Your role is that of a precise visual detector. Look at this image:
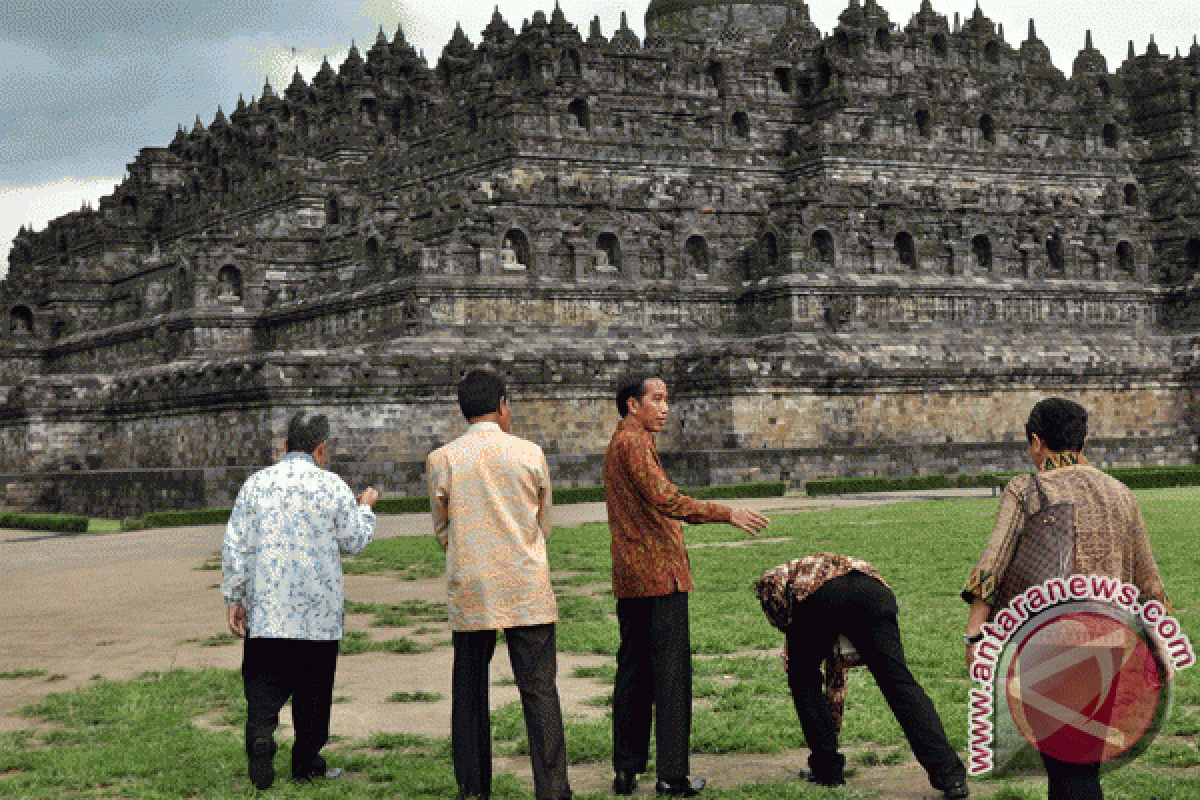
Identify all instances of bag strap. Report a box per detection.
[1023,472,1041,517]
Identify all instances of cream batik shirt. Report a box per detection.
[426,421,557,631]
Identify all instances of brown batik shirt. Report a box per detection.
[603,414,732,599]
[962,457,1169,612]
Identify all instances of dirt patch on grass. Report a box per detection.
[496,749,1024,798]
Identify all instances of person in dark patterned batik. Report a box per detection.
[756,553,969,798]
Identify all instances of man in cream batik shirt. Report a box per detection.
[222,411,378,790]
[427,369,572,800]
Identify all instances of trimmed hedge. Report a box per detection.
[805,465,1200,496]
[681,481,788,499]
[0,512,88,534]
[805,472,1014,496]
[552,486,607,505]
[374,496,431,515]
[806,474,948,496]
[142,508,232,528]
[1105,465,1200,489]
[130,480,790,529]
[550,482,787,504]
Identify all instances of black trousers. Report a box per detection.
[612,591,692,781]
[1043,754,1103,799]
[785,572,966,787]
[242,637,339,777]
[452,623,571,800]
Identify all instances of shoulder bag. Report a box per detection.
[990,473,1075,621]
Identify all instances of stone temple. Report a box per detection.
[3,0,1200,516]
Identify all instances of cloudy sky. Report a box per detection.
[3,0,1199,274]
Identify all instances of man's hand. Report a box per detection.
[227,604,247,638]
[965,641,979,672]
[729,508,769,536]
[357,487,380,507]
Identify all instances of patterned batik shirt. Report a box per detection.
[756,553,890,731]
[426,421,557,631]
[603,414,732,599]
[962,459,1169,612]
[222,452,375,640]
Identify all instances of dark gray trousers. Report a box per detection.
[242,637,338,778]
[785,572,966,787]
[1043,754,1103,799]
[612,591,692,781]
[452,623,571,800]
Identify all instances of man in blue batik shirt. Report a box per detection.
[222,411,378,790]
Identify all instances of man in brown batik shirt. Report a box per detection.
[603,375,769,798]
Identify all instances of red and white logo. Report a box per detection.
[967,577,1193,776]
[1006,608,1163,764]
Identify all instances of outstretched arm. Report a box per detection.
[334,481,375,556]
[619,435,731,524]
[729,507,770,536]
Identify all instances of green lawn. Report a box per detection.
[2,489,1198,798]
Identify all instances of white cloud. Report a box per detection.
[0,178,120,279]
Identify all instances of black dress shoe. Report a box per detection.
[292,754,327,782]
[247,737,276,790]
[939,780,969,799]
[796,767,846,787]
[613,770,638,795]
[655,776,706,797]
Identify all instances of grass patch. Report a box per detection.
[0,669,46,680]
[339,631,433,656]
[86,518,122,533]
[412,625,442,635]
[386,691,442,703]
[490,702,612,765]
[200,633,238,647]
[1141,740,1200,767]
[195,551,222,571]
[581,692,612,707]
[342,536,446,580]
[990,788,1043,800]
[569,665,615,682]
[345,599,447,627]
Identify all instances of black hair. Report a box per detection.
[1025,397,1088,452]
[458,369,506,420]
[616,374,660,418]
[286,411,330,454]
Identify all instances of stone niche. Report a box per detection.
[2,0,1199,514]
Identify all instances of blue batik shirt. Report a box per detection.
[222,452,375,640]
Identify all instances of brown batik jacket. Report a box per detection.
[603,414,732,599]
